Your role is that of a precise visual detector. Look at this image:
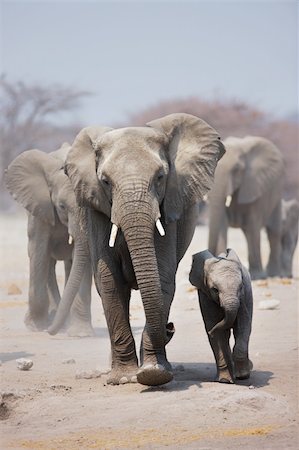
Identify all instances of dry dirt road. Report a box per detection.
[0,212,298,449]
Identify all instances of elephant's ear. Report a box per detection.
[220,248,241,264]
[240,263,253,316]
[5,149,60,226]
[237,136,284,204]
[147,113,226,223]
[189,249,214,289]
[65,126,113,215]
[49,142,71,162]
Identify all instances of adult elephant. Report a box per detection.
[51,113,225,386]
[5,144,93,336]
[208,136,284,280]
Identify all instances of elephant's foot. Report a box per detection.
[234,358,253,380]
[137,352,173,386]
[107,364,138,385]
[249,268,267,281]
[216,366,234,384]
[137,363,173,386]
[67,320,95,337]
[24,311,48,332]
[266,264,280,278]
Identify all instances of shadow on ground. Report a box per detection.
[0,351,35,363]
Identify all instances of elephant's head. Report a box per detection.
[5,143,74,231]
[4,144,80,244]
[190,248,247,335]
[65,114,225,348]
[208,136,284,254]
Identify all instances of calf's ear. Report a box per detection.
[189,249,214,289]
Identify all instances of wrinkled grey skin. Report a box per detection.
[208,136,284,280]
[5,144,93,337]
[189,248,253,383]
[280,198,299,278]
[56,113,225,386]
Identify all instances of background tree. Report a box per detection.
[0,77,90,209]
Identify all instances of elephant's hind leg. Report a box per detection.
[265,203,282,277]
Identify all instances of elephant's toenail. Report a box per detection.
[119,376,128,384]
[131,375,137,383]
[142,364,153,371]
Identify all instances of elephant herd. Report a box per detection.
[5,113,298,387]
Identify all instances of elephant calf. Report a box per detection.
[189,248,253,383]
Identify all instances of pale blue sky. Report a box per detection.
[1,0,298,126]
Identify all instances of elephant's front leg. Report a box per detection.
[199,293,234,383]
[233,307,253,380]
[137,232,177,386]
[243,221,265,280]
[97,259,138,385]
[209,330,234,383]
[67,262,95,337]
[25,231,51,331]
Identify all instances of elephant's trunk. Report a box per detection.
[112,184,166,351]
[120,210,166,350]
[208,296,239,336]
[48,227,88,335]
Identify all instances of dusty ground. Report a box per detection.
[0,211,298,450]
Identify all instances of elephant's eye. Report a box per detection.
[101,174,111,187]
[156,170,165,187]
[59,202,66,211]
[211,287,219,296]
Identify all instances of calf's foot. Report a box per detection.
[234,358,253,380]
[216,365,234,384]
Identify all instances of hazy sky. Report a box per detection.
[1,0,297,126]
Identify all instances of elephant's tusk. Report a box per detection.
[68,235,73,245]
[225,195,232,207]
[109,223,118,247]
[156,219,165,236]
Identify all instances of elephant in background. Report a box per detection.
[189,248,253,383]
[280,198,299,278]
[52,113,225,386]
[208,136,284,280]
[5,144,94,337]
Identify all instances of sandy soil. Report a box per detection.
[0,211,298,450]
